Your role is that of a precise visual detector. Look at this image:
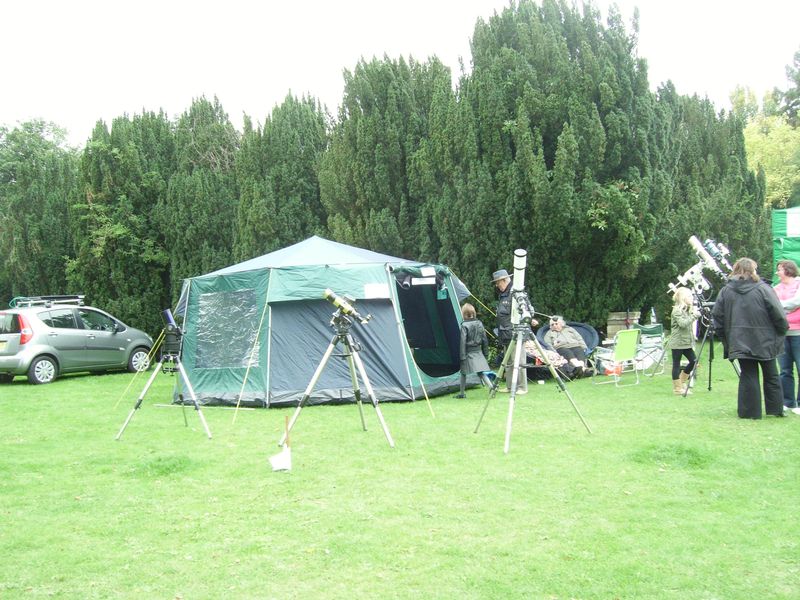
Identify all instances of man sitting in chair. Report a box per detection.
[544,315,588,378]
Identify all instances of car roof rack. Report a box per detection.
[9,295,86,308]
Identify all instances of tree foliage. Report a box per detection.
[0,121,77,302]
[234,95,328,260]
[67,112,175,334]
[0,0,778,334]
[156,97,239,301]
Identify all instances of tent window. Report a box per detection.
[195,289,260,369]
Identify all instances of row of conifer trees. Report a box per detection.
[0,0,770,334]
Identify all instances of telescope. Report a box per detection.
[668,263,711,298]
[703,238,733,271]
[162,308,178,329]
[689,235,725,277]
[511,249,533,325]
[161,308,182,355]
[324,289,371,324]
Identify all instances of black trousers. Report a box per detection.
[557,347,585,363]
[671,348,697,379]
[737,358,784,419]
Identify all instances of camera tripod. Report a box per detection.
[475,321,592,453]
[474,250,590,454]
[278,307,395,448]
[115,333,212,440]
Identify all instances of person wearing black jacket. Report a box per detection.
[492,268,529,393]
[712,257,788,419]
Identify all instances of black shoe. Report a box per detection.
[454,393,466,399]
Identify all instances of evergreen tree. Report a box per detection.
[780,48,800,128]
[156,97,239,300]
[67,112,175,333]
[0,121,77,303]
[320,55,452,257]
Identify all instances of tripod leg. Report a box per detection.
[504,335,525,454]
[475,341,514,433]
[176,359,212,439]
[707,334,714,391]
[279,336,338,446]
[350,339,395,448]
[527,335,592,434]
[115,359,164,440]
[343,341,368,432]
[683,328,709,398]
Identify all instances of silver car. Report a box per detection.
[0,296,153,384]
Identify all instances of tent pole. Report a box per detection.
[386,265,435,417]
[114,328,165,409]
[409,358,435,418]
[232,295,270,424]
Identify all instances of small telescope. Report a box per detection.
[161,308,182,355]
[162,308,178,329]
[324,289,371,324]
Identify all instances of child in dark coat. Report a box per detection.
[455,303,491,398]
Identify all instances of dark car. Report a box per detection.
[0,296,153,384]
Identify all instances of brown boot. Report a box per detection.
[672,379,684,395]
[679,371,692,395]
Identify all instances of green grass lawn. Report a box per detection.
[1,353,799,599]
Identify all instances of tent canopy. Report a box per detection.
[175,236,474,407]
[772,207,800,283]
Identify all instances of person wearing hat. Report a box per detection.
[492,269,514,349]
[492,268,529,393]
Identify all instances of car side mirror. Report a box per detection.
[113,322,124,333]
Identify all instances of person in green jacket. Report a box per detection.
[669,287,699,395]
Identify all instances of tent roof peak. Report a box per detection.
[204,236,415,277]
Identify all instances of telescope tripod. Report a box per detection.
[116,351,212,440]
[474,324,592,454]
[681,316,740,398]
[278,311,394,448]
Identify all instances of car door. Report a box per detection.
[78,308,128,368]
[38,308,88,369]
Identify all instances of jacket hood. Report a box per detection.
[728,277,760,295]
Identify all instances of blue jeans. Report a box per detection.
[779,335,800,408]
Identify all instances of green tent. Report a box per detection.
[772,207,800,282]
[174,236,473,407]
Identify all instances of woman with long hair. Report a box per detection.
[668,287,699,395]
[712,258,788,419]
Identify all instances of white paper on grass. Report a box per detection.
[269,445,292,471]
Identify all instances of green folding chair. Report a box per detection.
[633,323,666,376]
[591,328,641,386]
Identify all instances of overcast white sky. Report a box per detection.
[2,0,798,147]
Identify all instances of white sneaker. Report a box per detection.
[792,407,800,416]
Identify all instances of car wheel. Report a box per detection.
[128,347,151,372]
[27,356,57,384]
[0,374,14,383]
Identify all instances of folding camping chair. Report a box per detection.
[633,323,666,376]
[534,321,600,379]
[591,328,641,386]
